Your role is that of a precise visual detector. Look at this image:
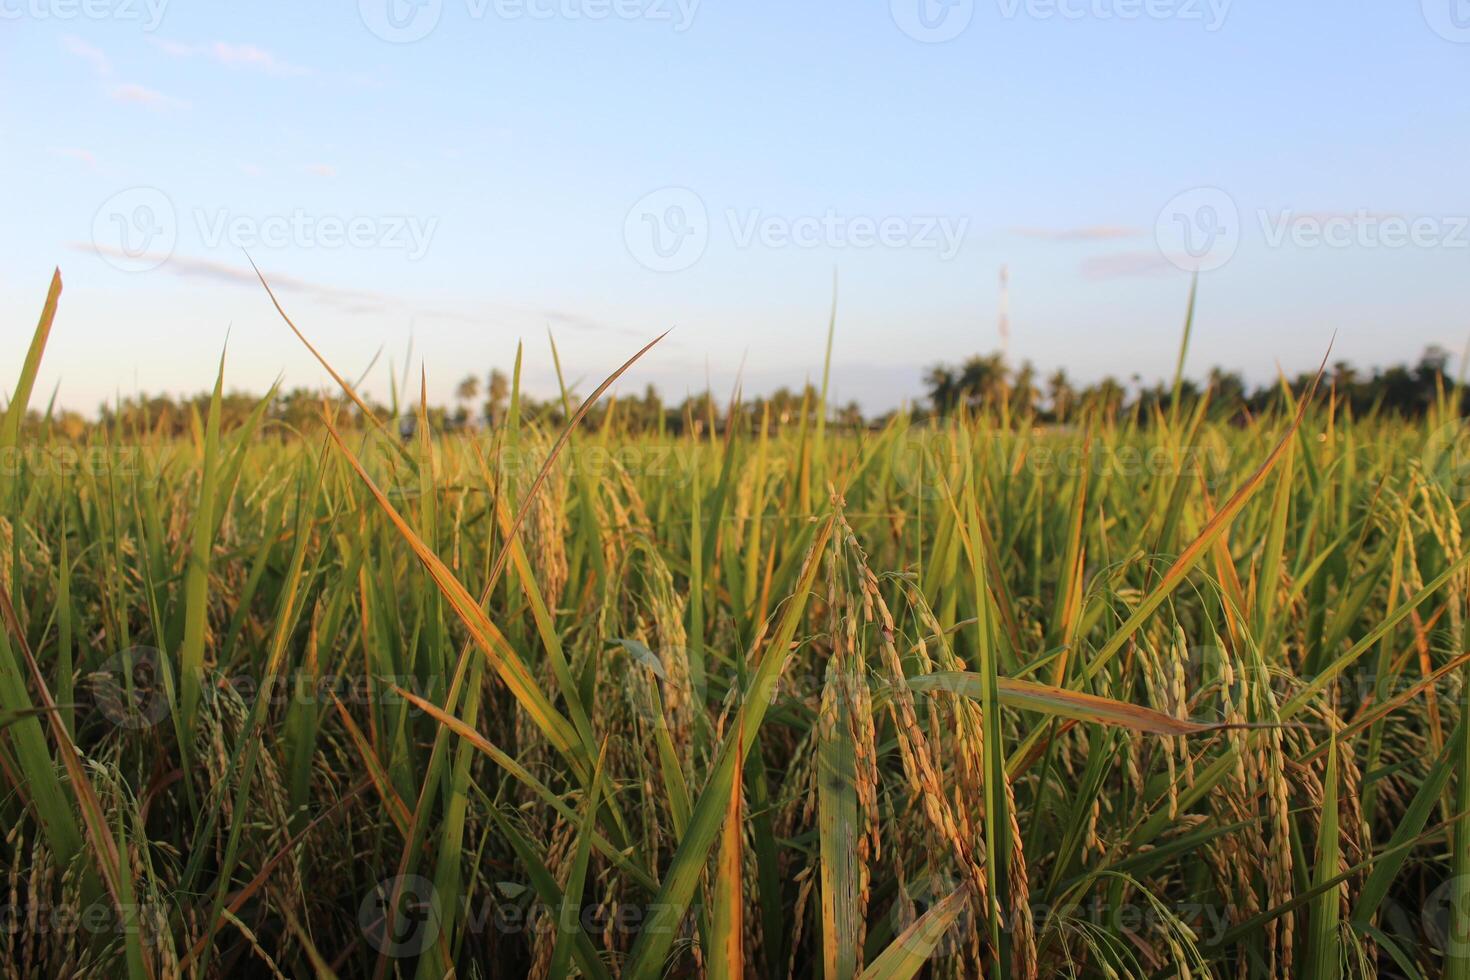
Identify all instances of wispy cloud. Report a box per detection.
[71,244,395,314]
[305,164,338,178]
[51,147,100,171]
[109,83,189,110]
[1271,209,1403,223]
[541,308,646,338]
[149,39,310,77]
[64,35,187,110]
[69,244,644,337]
[1080,250,1181,279]
[1013,225,1144,242]
[61,35,112,77]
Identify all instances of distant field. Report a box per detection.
[4,271,1470,978]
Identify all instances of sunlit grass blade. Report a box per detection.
[324,416,587,770]
[818,663,860,980]
[486,803,613,980]
[0,268,61,452]
[908,673,1253,736]
[860,887,967,980]
[625,514,835,980]
[549,743,607,980]
[1082,358,1322,682]
[0,583,146,976]
[710,723,745,980]
[178,349,225,744]
[960,488,1011,978]
[392,684,658,890]
[1306,734,1342,980]
[1450,664,1470,980]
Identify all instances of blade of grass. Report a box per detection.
[0,268,61,452]
[818,661,860,980]
[549,743,608,980]
[1082,358,1322,682]
[709,722,745,980]
[1305,734,1341,980]
[859,887,967,980]
[908,673,1255,737]
[625,513,835,980]
[178,349,226,744]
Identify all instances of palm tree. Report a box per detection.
[455,375,481,428]
[484,370,509,427]
[638,383,664,433]
[957,353,1008,411]
[1207,367,1247,413]
[1011,360,1038,417]
[836,401,864,428]
[1047,368,1075,423]
[1089,376,1126,421]
[924,366,960,416]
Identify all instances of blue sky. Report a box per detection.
[2,1,1468,414]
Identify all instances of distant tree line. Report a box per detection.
[60,374,847,440]
[922,346,1466,424]
[15,346,1465,440]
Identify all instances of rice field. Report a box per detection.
[4,269,1470,978]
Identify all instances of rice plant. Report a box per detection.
[2,268,1469,978]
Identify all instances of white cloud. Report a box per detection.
[1012,225,1144,242]
[305,164,338,178]
[51,147,99,171]
[149,38,309,77]
[108,83,189,110]
[68,244,634,333]
[65,35,186,110]
[1080,250,1180,279]
[147,38,195,58]
[61,35,112,77]
[72,244,394,315]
